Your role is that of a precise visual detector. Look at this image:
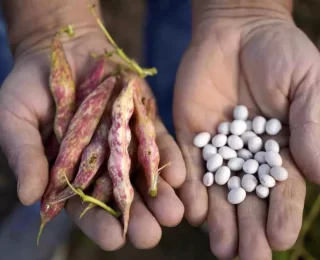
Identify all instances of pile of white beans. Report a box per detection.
[193,105,288,205]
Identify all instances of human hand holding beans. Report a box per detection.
[174,1,320,259]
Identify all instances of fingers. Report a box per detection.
[267,149,306,250]
[0,110,48,205]
[237,190,271,260]
[135,175,184,227]
[207,185,238,259]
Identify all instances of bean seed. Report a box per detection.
[218,146,237,160]
[258,164,271,178]
[217,122,230,135]
[228,176,241,190]
[193,132,211,148]
[230,120,247,135]
[265,151,282,167]
[270,166,288,181]
[203,172,214,187]
[252,116,267,134]
[264,139,280,153]
[233,105,249,120]
[259,174,276,188]
[237,149,253,160]
[227,135,244,150]
[266,118,282,135]
[254,151,266,164]
[256,185,269,198]
[212,134,227,148]
[241,174,258,192]
[202,144,217,161]
[215,166,231,185]
[228,187,246,204]
[228,158,245,171]
[206,153,223,172]
[248,136,263,153]
[243,159,259,174]
[240,131,257,145]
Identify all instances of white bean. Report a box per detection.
[193,132,211,148]
[248,136,263,153]
[230,120,247,136]
[240,131,257,145]
[212,134,227,148]
[228,158,245,171]
[215,166,231,185]
[206,153,223,172]
[218,146,237,160]
[258,164,271,178]
[270,166,288,181]
[237,149,253,160]
[202,144,217,161]
[265,151,282,167]
[254,151,266,164]
[233,105,249,120]
[203,172,214,187]
[256,185,269,199]
[246,120,253,131]
[252,116,267,134]
[227,135,244,150]
[228,176,241,190]
[243,159,259,174]
[264,139,280,153]
[217,122,230,135]
[266,118,282,135]
[259,174,276,188]
[241,174,258,192]
[228,187,246,204]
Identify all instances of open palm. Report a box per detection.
[174,14,320,259]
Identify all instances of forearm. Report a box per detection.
[1,0,103,56]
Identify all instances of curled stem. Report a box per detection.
[149,162,171,197]
[63,173,121,218]
[57,25,75,37]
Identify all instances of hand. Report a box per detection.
[0,28,186,250]
[173,4,319,259]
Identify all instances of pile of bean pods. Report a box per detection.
[193,105,288,205]
[37,6,165,244]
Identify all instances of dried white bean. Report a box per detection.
[237,149,253,160]
[270,166,288,181]
[228,176,241,190]
[264,139,280,153]
[254,151,266,164]
[230,120,247,136]
[203,172,214,187]
[228,158,245,171]
[227,135,244,150]
[266,118,282,135]
[206,154,223,172]
[243,159,259,174]
[218,146,237,160]
[233,105,249,120]
[212,134,227,148]
[217,122,230,135]
[240,131,257,145]
[228,187,246,204]
[252,116,267,134]
[258,164,271,178]
[248,136,263,153]
[246,120,253,131]
[202,144,217,161]
[193,132,211,148]
[241,174,258,192]
[259,174,276,188]
[215,166,231,185]
[265,151,282,167]
[256,185,269,198]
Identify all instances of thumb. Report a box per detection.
[0,109,48,205]
[290,59,320,185]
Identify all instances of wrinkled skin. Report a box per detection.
[174,7,320,260]
[0,29,186,250]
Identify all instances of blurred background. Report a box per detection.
[1,0,320,259]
